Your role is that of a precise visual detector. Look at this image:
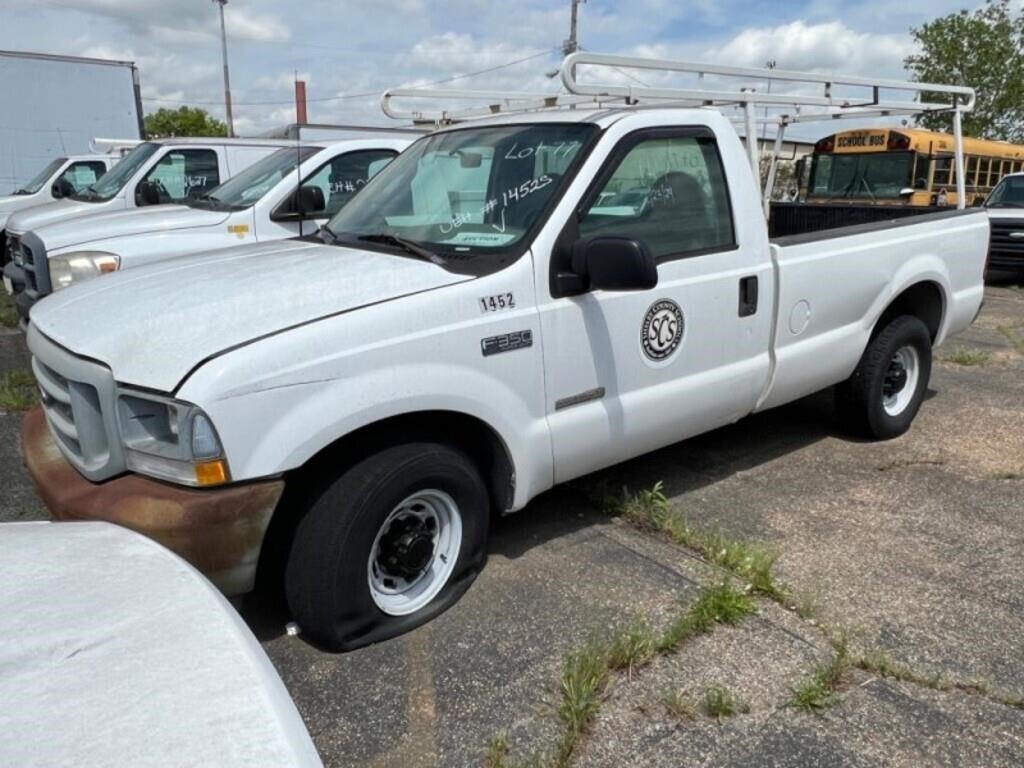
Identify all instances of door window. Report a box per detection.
[579,134,734,260]
[143,149,220,202]
[303,149,398,217]
[59,161,108,194]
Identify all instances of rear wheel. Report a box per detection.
[285,442,488,651]
[835,315,932,440]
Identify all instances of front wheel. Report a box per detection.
[285,442,489,651]
[835,315,932,440]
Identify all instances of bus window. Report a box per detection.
[912,154,929,190]
[934,156,953,186]
[967,156,980,187]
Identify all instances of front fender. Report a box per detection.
[194,362,553,510]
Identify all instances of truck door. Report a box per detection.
[539,127,774,483]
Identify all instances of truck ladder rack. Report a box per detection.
[381,52,976,210]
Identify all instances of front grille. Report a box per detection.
[988,219,1024,268]
[17,233,49,299]
[27,326,123,481]
[9,235,22,267]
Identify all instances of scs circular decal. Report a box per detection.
[641,299,684,362]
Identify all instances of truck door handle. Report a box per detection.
[738,276,758,317]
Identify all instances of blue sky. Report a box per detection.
[0,0,978,134]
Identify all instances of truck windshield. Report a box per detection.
[72,142,160,203]
[326,123,596,257]
[808,152,914,200]
[187,146,322,211]
[13,158,67,195]
[986,175,1024,207]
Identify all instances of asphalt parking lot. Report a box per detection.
[3,277,1023,767]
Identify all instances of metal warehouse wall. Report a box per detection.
[0,51,142,191]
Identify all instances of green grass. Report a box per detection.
[606,618,657,676]
[662,687,697,720]
[855,650,948,691]
[997,324,1024,354]
[702,686,749,720]
[554,641,610,765]
[0,369,37,411]
[659,579,757,652]
[941,346,991,366]
[0,290,17,328]
[611,482,784,600]
[789,635,851,712]
[485,732,510,768]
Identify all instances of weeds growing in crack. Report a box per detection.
[489,579,757,767]
[703,686,750,720]
[607,618,657,679]
[789,633,852,712]
[662,687,697,720]
[610,482,784,600]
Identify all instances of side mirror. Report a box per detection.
[51,177,75,199]
[135,180,161,206]
[568,236,658,292]
[899,187,914,198]
[297,185,326,217]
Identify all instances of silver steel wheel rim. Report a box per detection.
[882,345,920,416]
[367,489,462,616]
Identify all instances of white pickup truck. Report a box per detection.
[7,138,410,320]
[22,57,988,651]
[3,137,297,309]
[983,172,1024,271]
[0,153,123,263]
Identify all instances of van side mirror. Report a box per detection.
[135,180,161,206]
[51,177,75,199]
[297,185,326,216]
[567,236,658,293]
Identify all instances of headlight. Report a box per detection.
[116,391,230,487]
[49,251,120,291]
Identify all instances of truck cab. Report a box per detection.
[3,137,299,307]
[6,138,410,319]
[0,154,121,266]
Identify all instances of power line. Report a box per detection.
[141,48,559,107]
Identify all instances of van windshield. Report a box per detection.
[13,158,66,195]
[72,142,160,202]
[187,146,322,211]
[326,123,595,257]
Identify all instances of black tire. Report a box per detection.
[285,442,489,651]
[835,315,932,440]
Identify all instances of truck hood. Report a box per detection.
[6,199,109,235]
[31,239,473,392]
[0,193,38,218]
[35,205,230,252]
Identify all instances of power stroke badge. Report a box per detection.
[641,299,684,362]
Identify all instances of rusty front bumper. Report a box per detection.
[22,406,284,595]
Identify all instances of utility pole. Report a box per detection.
[563,0,586,73]
[213,0,235,137]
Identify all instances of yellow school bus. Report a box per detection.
[805,127,1024,206]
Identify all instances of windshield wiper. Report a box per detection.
[988,202,1024,208]
[357,233,446,265]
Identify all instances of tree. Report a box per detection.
[144,106,228,138]
[905,0,1024,141]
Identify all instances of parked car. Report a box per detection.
[6,138,410,321]
[21,57,988,652]
[0,152,124,267]
[0,521,322,767]
[984,172,1024,271]
[2,136,305,299]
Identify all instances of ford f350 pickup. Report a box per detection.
[22,55,988,650]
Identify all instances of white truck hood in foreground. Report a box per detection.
[31,238,472,391]
[35,204,229,252]
[0,521,322,767]
[6,199,106,234]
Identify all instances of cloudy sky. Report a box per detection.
[0,0,977,135]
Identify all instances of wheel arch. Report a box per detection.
[874,280,945,344]
[287,409,517,516]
